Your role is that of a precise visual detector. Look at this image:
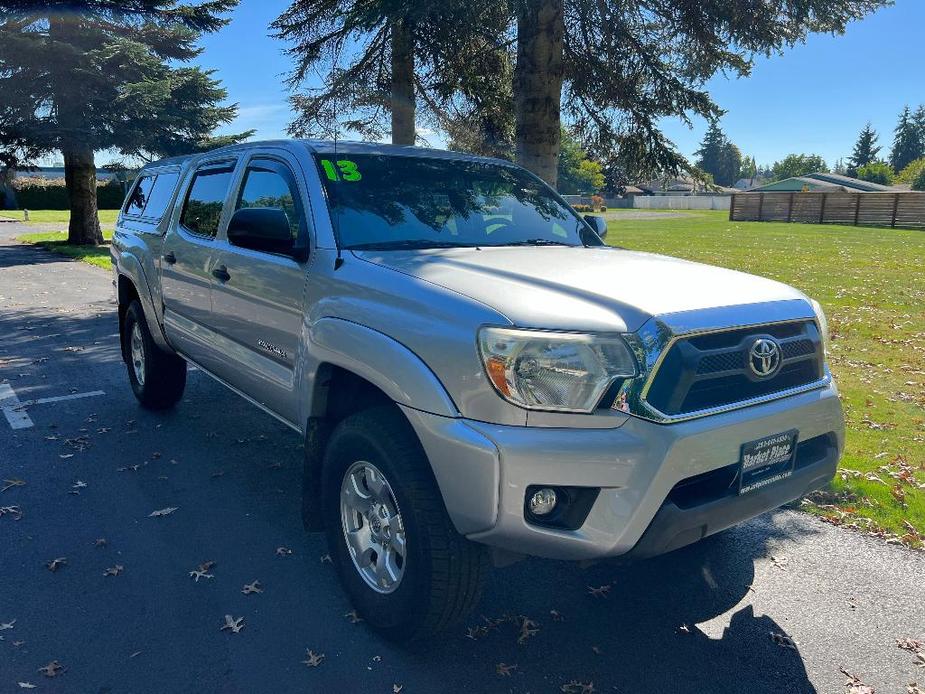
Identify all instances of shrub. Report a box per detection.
[897,157,925,184]
[591,194,604,209]
[913,167,925,191]
[10,176,125,210]
[855,161,894,185]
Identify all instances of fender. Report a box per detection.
[301,317,459,424]
[117,251,173,352]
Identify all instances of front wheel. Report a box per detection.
[322,406,489,641]
[121,300,186,409]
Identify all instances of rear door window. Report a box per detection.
[180,164,235,238]
[234,159,305,242]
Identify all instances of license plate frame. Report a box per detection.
[738,429,799,495]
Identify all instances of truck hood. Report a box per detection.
[353,246,808,332]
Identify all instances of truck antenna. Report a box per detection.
[331,41,344,270]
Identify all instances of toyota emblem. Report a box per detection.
[748,338,782,378]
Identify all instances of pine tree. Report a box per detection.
[890,106,923,173]
[273,1,511,151]
[0,2,250,245]
[847,122,881,176]
[914,105,925,158]
[511,0,887,187]
[694,123,741,187]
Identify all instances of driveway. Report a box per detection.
[1,223,923,693]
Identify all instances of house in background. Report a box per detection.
[746,172,895,193]
[734,176,770,190]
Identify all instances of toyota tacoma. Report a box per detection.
[111,140,843,640]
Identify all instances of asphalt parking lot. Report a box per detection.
[1,223,923,694]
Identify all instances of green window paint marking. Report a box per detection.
[320,159,362,182]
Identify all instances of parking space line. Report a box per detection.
[0,387,105,430]
[0,383,34,430]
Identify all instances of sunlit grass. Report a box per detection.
[16,230,113,270]
[3,209,119,225]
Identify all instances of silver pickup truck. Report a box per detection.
[112,140,843,640]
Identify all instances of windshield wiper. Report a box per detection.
[347,240,479,251]
[495,238,575,247]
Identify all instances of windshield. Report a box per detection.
[314,153,602,250]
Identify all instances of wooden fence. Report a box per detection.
[729,192,925,229]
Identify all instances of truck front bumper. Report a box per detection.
[402,379,843,561]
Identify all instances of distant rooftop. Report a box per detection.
[746,172,897,193]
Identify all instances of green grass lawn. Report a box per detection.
[605,209,925,548]
[17,229,113,269]
[3,208,119,225]
[14,210,119,270]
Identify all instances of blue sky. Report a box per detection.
[196,0,922,169]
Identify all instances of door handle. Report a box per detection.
[212,265,231,282]
[163,251,176,264]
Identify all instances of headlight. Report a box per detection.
[809,298,830,354]
[478,327,637,413]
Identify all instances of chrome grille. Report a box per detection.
[641,320,824,418]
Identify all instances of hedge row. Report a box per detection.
[5,176,126,210]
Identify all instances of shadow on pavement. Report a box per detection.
[0,303,820,693]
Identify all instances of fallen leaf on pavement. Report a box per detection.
[18,683,36,689]
[46,557,66,572]
[517,617,539,644]
[276,546,292,556]
[320,554,331,564]
[1,479,25,492]
[104,565,124,577]
[242,580,262,595]
[496,663,517,676]
[220,615,245,634]
[908,684,924,694]
[561,680,595,693]
[302,649,324,667]
[189,569,213,582]
[770,555,788,570]
[0,619,15,630]
[393,685,403,693]
[550,609,564,622]
[345,610,363,624]
[898,639,924,653]
[94,538,107,547]
[840,667,874,694]
[587,585,610,598]
[770,632,798,649]
[148,506,178,517]
[0,505,23,520]
[38,660,65,677]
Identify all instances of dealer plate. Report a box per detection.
[739,429,798,495]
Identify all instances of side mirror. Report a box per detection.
[584,214,607,240]
[227,207,296,257]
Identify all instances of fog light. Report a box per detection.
[529,488,558,516]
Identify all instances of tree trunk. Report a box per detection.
[390,18,416,146]
[48,15,102,246]
[63,145,103,246]
[513,0,565,188]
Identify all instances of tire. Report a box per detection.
[322,405,489,641]
[121,300,186,409]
